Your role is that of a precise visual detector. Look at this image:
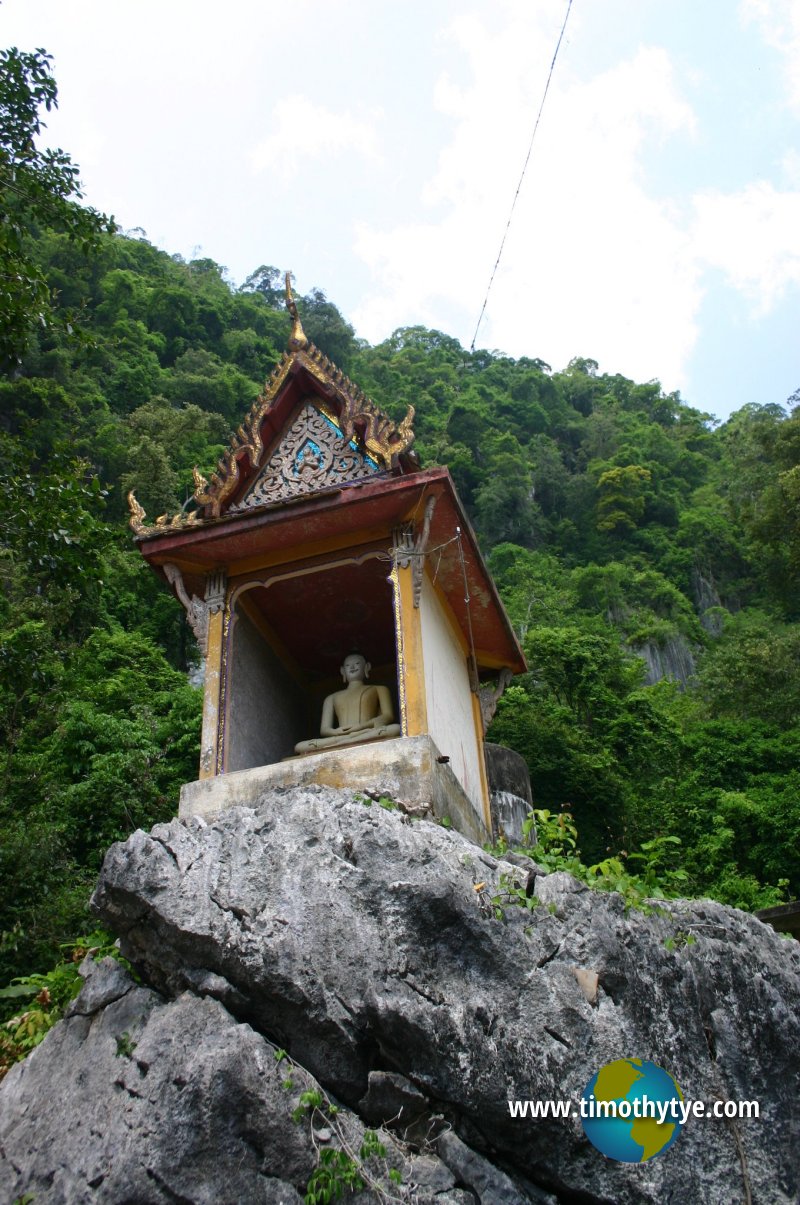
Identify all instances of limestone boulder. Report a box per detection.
[2,784,799,1204]
[0,957,463,1204]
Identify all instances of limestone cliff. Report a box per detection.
[1,785,798,1203]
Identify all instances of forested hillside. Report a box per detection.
[2,179,800,983]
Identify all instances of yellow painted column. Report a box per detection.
[391,563,428,736]
[199,606,225,779]
[471,690,494,836]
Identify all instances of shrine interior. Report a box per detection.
[223,551,399,772]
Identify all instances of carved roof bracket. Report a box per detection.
[390,497,438,607]
[412,495,437,607]
[392,523,415,570]
[479,666,514,732]
[164,564,227,656]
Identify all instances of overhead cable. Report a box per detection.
[469,0,573,353]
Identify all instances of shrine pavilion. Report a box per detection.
[128,278,526,843]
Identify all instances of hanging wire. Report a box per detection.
[455,526,479,689]
[379,531,459,569]
[469,0,573,353]
[431,532,461,586]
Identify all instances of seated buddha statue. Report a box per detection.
[294,652,401,754]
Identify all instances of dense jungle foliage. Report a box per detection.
[2,50,799,988]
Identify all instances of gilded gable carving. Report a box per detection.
[127,272,416,535]
[229,402,379,511]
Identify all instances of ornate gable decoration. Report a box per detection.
[192,339,415,520]
[229,400,379,511]
[128,273,415,536]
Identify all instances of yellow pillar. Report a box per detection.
[199,606,225,779]
[391,563,428,736]
[471,690,493,835]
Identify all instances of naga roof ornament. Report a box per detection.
[128,270,416,537]
[285,271,309,352]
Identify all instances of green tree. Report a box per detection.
[0,47,113,368]
[0,444,110,636]
[698,612,800,726]
[239,264,284,308]
[594,464,652,532]
[299,287,358,371]
[0,630,200,978]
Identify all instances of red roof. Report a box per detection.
[137,465,526,675]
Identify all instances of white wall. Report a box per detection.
[418,575,485,821]
[225,604,306,771]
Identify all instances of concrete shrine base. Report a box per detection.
[178,734,491,845]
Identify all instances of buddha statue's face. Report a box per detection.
[341,653,369,683]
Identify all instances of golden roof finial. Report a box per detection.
[127,489,147,533]
[285,271,309,352]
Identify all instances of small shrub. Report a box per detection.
[0,928,124,1078]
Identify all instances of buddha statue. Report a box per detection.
[294,652,401,754]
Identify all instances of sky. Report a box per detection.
[3,0,800,421]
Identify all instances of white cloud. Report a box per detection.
[692,181,800,314]
[782,147,800,185]
[250,95,384,181]
[352,3,800,402]
[6,0,799,415]
[352,13,701,389]
[740,0,800,113]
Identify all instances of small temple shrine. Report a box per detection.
[128,277,526,844]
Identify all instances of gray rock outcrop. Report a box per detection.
[632,633,697,686]
[486,742,533,846]
[0,957,464,1204]
[2,784,799,1204]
